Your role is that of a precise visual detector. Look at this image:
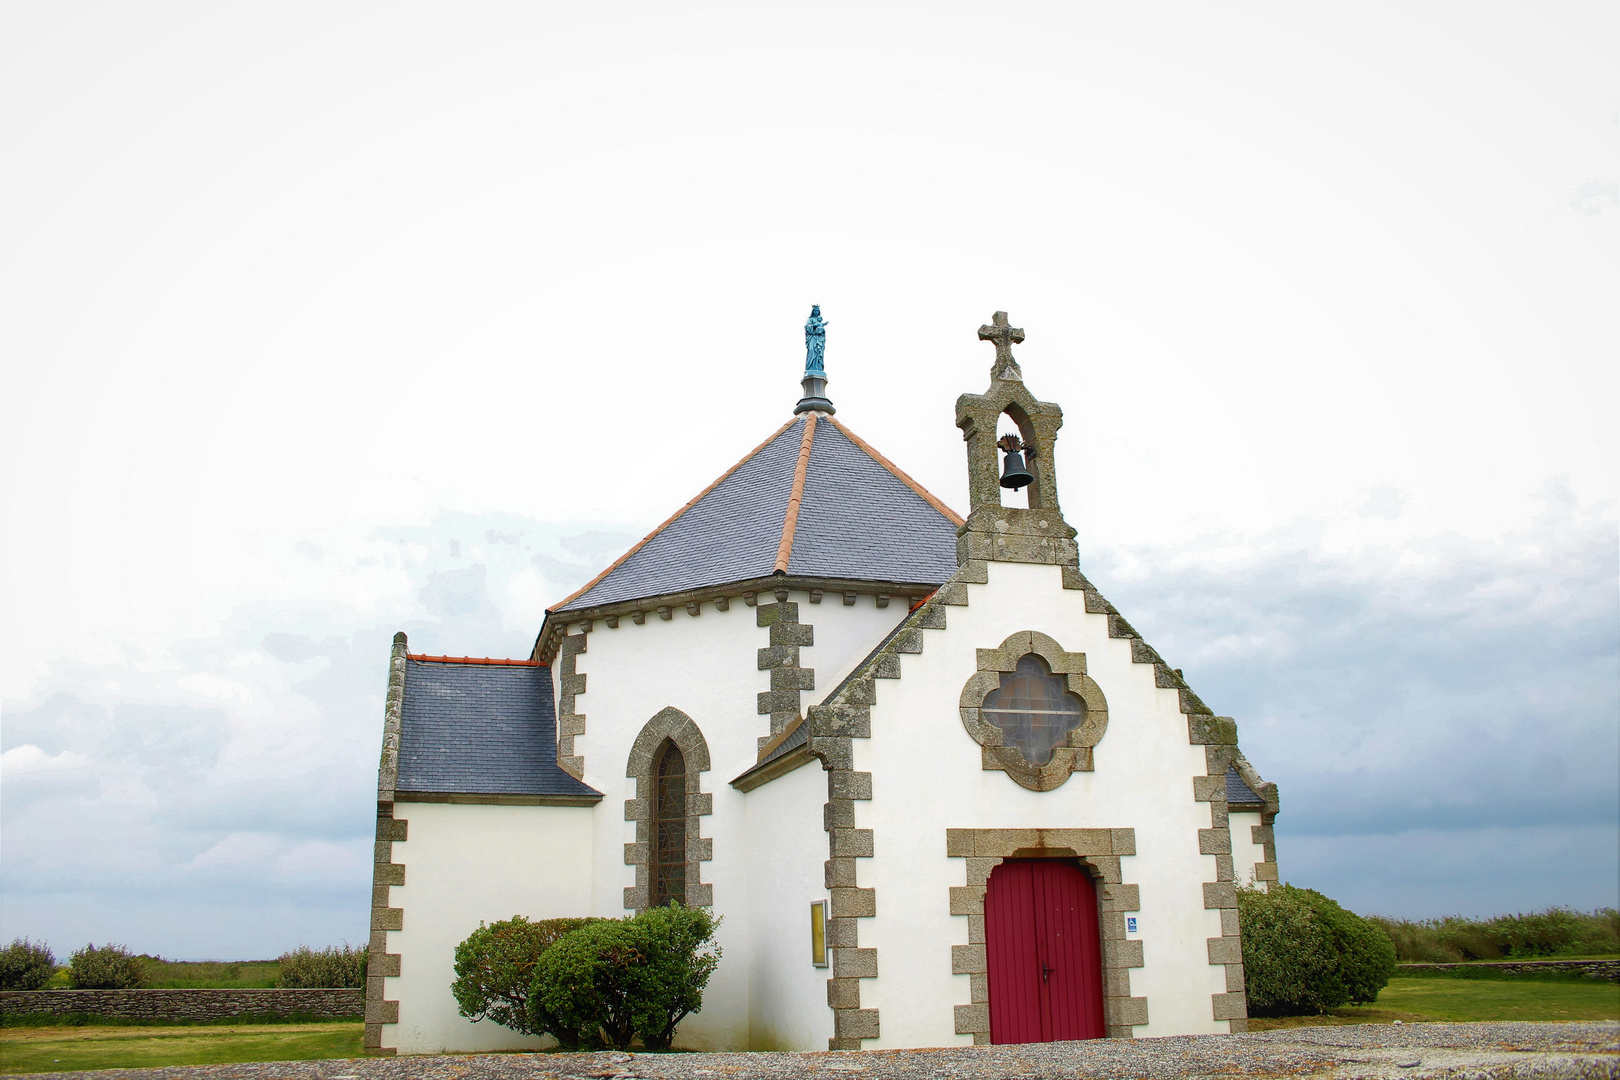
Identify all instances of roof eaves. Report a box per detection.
[407,654,542,667]
[535,573,949,664]
[396,788,602,806]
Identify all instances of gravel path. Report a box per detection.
[28,1021,1620,1080]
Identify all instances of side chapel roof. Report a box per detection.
[553,413,963,613]
[1225,765,1266,809]
[397,658,599,799]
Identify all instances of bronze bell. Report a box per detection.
[996,434,1035,491]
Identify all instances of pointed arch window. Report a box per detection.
[624,706,711,913]
[651,740,687,907]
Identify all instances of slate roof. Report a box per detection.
[397,659,600,798]
[1225,765,1265,808]
[554,414,962,613]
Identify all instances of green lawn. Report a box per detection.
[1250,976,1620,1030]
[0,1022,363,1075]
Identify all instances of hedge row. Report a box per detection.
[1368,908,1620,963]
[0,941,367,991]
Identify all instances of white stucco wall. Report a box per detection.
[563,601,762,1050]
[1229,811,1267,890]
[796,594,908,696]
[386,560,1254,1053]
[382,801,595,1054]
[555,587,904,1049]
[855,560,1231,1048]
[742,757,836,1050]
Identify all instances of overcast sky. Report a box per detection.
[3,0,1616,959]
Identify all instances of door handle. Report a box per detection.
[1041,963,1054,984]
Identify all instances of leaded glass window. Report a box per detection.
[981,654,1085,766]
[651,740,686,908]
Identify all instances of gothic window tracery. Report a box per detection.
[651,740,687,908]
[623,706,711,914]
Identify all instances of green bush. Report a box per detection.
[619,904,724,1050]
[530,905,721,1051]
[1367,908,1620,963]
[530,919,644,1049]
[275,945,367,988]
[1237,884,1396,1016]
[1312,891,1398,1004]
[0,939,58,991]
[451,916,606,1042]
[68,944,146,989]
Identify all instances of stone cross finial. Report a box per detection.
[978,311,1025,381]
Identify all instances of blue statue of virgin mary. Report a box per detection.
[793,304,836,415]
[804,304,828,376]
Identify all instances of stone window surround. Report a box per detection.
[944,828,1146,1043]
[959,630,1110,791]
[624,707,714,913]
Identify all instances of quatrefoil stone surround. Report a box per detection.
[959,630,1110,791]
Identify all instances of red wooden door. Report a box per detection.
[984,859,1106,1043]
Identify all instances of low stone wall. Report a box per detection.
[0,988,364,1021]
[1399,959,1620,982]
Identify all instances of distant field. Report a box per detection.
[41,960,282,990]
[0,1022,362,1074]
[1248,975,1620,1030]
[140,960,282,989]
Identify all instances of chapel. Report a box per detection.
[365,308,1282,1055]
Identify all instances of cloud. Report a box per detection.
[418,564,496,619]
[1568,180,1618,217]
[1088,482,1619,915]
[2,493,1614,955]
[0,511,638,957]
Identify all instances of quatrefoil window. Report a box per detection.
[981,654,1086,766]
[959,631,1109,791]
